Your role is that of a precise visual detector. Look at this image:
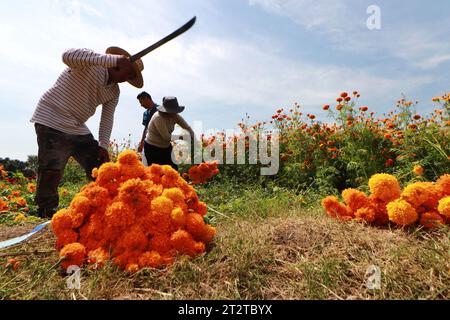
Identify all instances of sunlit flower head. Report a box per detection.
[387,199,419,226]
[368,174,401,202]
[60,242,86,270]
[437,196,450,218]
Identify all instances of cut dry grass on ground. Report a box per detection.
[0,204,448,300]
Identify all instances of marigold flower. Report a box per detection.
[105,201,135,233]
[171,207,186,228]
[87,248,109,268]
[27,183,36,193]
[436,174,450,196]
[60,242,86,270]
[138,251,162,269]
[321,196,353,219]
[80,185,109,211]
[401,182,430,207]
[56,229,78,250]
[368,174,401,202]
[14,197,27,207]
[437,196,450,218]
[199,224,216,243]
[0,199,8,212]
[355,207,376,223]
[420,211,445,229]
[387,199,419,226]
[170,229,205,258]
[162,188,185,204]
[117,149,140,166]
[149,234,172,254]
[125,263,140,273]
[413,165,424,176]
[368,196,389,225]
[51,209,74,235]
[196,201,208,216]
[342,189,368,212]
[420,182,443,210]
[14,213,27,222]
[151,196,174,216]
[186,213,206,240]
[118,178,151,209]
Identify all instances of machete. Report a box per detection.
[130,16,196,62]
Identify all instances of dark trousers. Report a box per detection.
[34,123,100,217]
[144,142,178,170]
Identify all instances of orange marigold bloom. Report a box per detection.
[413,165,424,176]
[14,197,27,207]
[401,182,429,207]
[420,182,443,210]
[151,196,174,215]
[70,196,91,215]
[196,201,208,216]
[355,207,376,223]
[51,209,73,235]
[80,185,109,211]
[55,229,78,250]
[27,183,36,193]
[60,242,86,270]
[117,149,140,166]
[115,226,148,255]
[368,196,389,225]
[186,213,206,240]
[342,189,369,213]
[149,234,172,254]
[0,199,9,212]
[436,174,450,196]
[118,178,151,209]
[138,251,162,269]
[96,162,121,193]
[387,199,419,226]
[87,248,109,268]
[119,163,145,180]
[420,211,444,229]
[162,188,185,204]
[437,196,450,218]
[321,196,353,219]
[104,201,135,233]
[199,224,216,243]
[171,207,186,228]
[125,263,140,273]
[368,174,401,202]
[170,230,205,258]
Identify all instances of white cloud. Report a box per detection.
[248,0,450,70]
[0,0,443,160]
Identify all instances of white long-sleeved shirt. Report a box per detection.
[145,112,195,148]
[30,48,121,149]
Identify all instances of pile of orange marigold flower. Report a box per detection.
[322,173,450,229]
[51,150,216,272]
[184,161,220,185]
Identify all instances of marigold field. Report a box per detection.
[0,91,448,300]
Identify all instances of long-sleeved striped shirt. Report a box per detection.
[30,48,121,149]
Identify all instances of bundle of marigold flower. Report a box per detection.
[322,173,450,229]
[184,161,220,185]
[52,150,216,272]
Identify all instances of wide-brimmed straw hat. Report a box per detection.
[157,96,185,114]
[106,46,144,88]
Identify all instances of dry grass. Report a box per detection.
[0,207,449,300]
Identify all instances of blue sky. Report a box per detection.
[1,0,449,160]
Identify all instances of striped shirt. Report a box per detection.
[31,48,121,149]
